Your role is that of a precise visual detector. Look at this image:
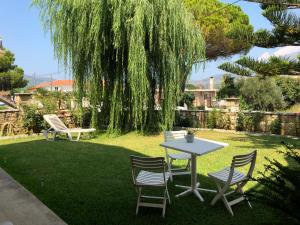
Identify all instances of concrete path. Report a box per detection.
[0,168,67,225]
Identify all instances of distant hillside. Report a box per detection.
[188,74,239,89]
[188,74,224,89]
[24,75,51,87]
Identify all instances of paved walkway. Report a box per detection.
[0,168,67,225]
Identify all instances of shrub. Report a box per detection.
[22,104,45,133]
[236,112,263,132]
[238,77,285,111]
[250,142,300,222]
[72,108,92,128]
[270,118,281,135]
[207,109,219,129]
[217,113,231,130]
[236,112,245,131]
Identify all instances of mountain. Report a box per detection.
[24,75,51,87]
[188,74,224,89]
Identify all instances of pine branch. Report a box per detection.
[244,0,300,8]
[218,62,253,76]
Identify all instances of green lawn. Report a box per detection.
[0,131,298,225]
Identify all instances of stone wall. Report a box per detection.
[0,109,77,136]
[0,109,24,135]
[178,110,300,137]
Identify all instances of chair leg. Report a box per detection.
[185,159,191,171]
[168,159,173,182]
[236,185,252,208]
[67,132,73,141]
[222,195,234,216]
[76,132,82,141]
[166,186,171,204]
[162,190,167,218]
[212,181,234,215]
[211,181,224,206]
[136,187,142,215]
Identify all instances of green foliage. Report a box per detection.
[270,118,282,135]
[219,55,300,78]
[184,0,253,59]
[207,109,219,129]
[250,142,300,222]
[217,74,239,99]
[0,106,8,110]
[276,77,300,107]
[180,92,195,109]
[253,4,300,47]
[236,112,264,132]
[22,104,45,134]
[35,89,73,114]
[174,111,199,128]
[236,112,246,131]
[33,0,205,134]
[238,77,285,111]
[197,105,205,110]
[0,51,28,91]
[72,108,92,128]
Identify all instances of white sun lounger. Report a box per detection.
[43,114,96,141]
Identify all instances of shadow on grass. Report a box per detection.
[0,139,295,225]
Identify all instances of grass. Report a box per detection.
[0,105,8,110]
[0,130,299,225]
[284,103,300,113]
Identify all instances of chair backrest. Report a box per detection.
[43,114,68,131]
[164,130,187,142]
[130,155,166,185]
[231,150,257,179]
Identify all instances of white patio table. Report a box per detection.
[160,137,228,201]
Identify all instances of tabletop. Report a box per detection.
[160,138,228,156]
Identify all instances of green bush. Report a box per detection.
[236,112,245,131]
[217,113,231,130]
[207,109,219,129]
[236,112,263,132]
[22,104,45,133]
[197,105,205,110]
[270,118,281,135]
[250,142,300,222]
[72,108,92,128]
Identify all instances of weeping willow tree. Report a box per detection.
[32,0,205,133]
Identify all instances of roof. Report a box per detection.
[29,80,74,91]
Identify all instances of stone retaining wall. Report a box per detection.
[178,110,300,137]
[0,109,24,135]
[0,110,76,136]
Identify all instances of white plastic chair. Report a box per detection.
[130,156,170,217]
[164,131,191,181]
[43,114,96,141]
[208,150,257,216]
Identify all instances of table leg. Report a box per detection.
[176,153,204,201]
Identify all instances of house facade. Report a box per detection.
[185,77,217,108]
[28,80,74,92]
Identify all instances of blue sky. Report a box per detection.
[0,0,298,81]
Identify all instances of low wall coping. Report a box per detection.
[0,109,20,113]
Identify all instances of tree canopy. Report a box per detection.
[184,0,253,59]
[217,74,239,99]
[0,51,28,91]
[33,0,205,133]
[246,0,300,47]
[219,55,300,77]
[238,77,285,111]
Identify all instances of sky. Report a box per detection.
[0,0,299,82]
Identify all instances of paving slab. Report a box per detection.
[0,168,67,225]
